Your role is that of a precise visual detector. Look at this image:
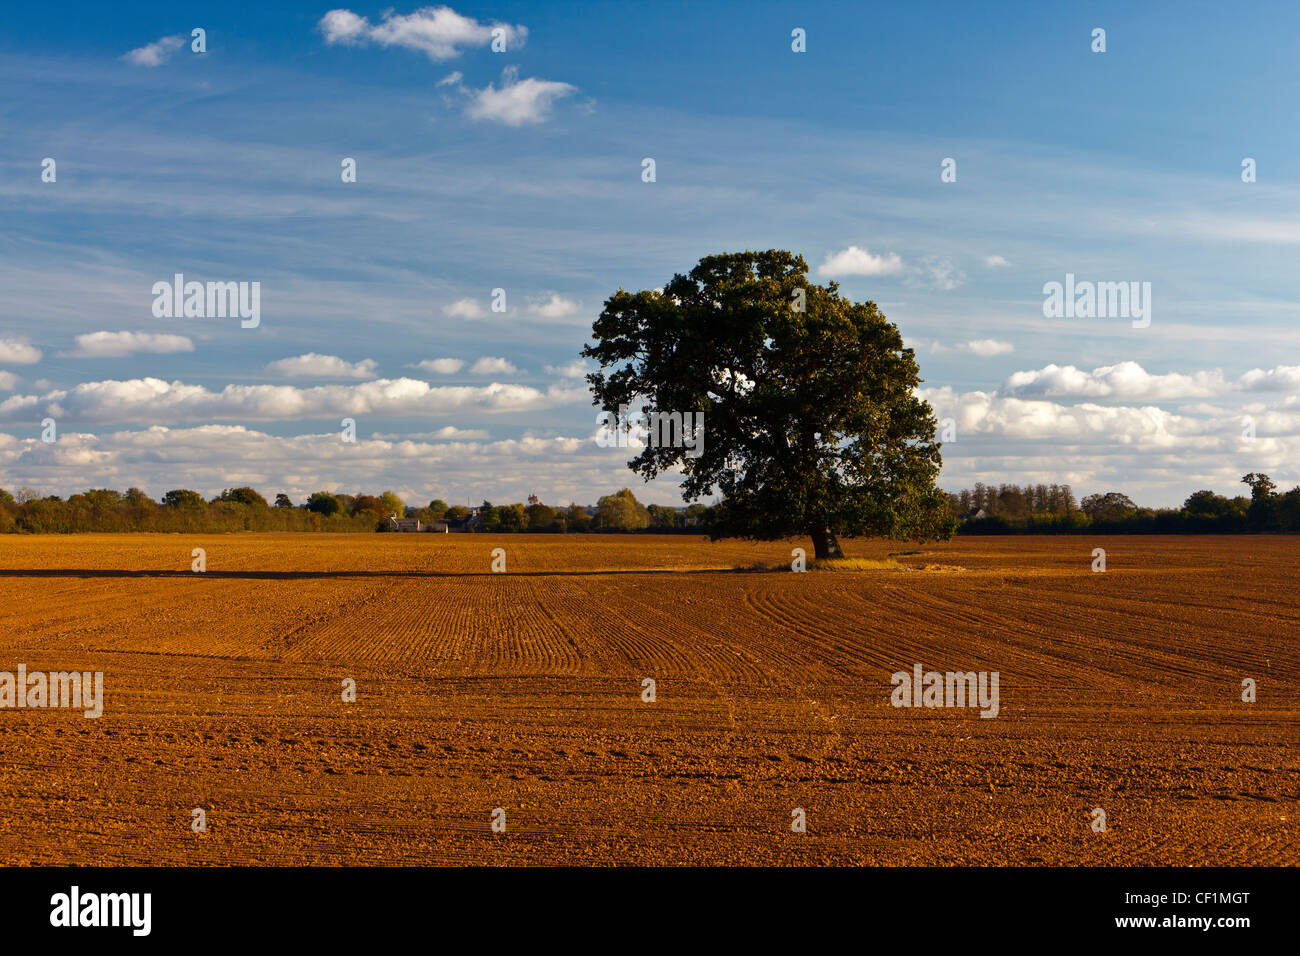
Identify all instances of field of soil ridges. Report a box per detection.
[0,533,1295,865]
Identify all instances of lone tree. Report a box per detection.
[582,249,955,560]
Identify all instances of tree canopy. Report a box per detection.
[582,249,955,558]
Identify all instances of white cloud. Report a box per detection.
[437,70,463,87]
[466,66,576,126]
[0,338,42,364]
[984,255,1011,268]
[61,331,195,359]
[318,7,526,60]
[545,360,592,378]
[530,293,581,319]
[0,377,584,425]
[372,426,489,440]
[963,339,1014,357]
[470,357,517,375]
[0,424,670,508]
[265,353,378,379]
[123,35,186,67]
[1001,362,1229,401]
[816,245,905,278]
[415,358,465,374]
[0,372,19,391]
[444,297,487,319]
[1239,365,1300,392]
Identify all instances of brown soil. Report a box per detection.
[0,533,1294,865]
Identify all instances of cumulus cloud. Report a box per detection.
[444,297,487,319]
[0,377,585,425]
[0,371,19,391]
[265,353,378,379]
[0,424,651,507]
[465,66,576,126]
[123,35,186,67]
[318,6,526,60]
[816,245,906,278]
[1239,365,1300,392]
[415,358,465,374]
[984,255,1011,268]
[0,338,42,364]
[530,293,581,319]
[60,331,194,359]
[470,357,517,375]
[1000,362,1229,401]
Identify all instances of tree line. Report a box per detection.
[946,474,1300,533]
[0,484,710,534]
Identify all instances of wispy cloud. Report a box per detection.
[123,35,185,68]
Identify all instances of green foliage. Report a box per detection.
[214,486,269,508]
[379,490,405,518]
[162,489,206,510]
[595,488,651,531]
[306,492,341,516]
[583,249,955,557]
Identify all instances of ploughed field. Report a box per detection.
[0,533,1295,865]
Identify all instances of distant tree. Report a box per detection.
[215,487,268,508]
[350,495,386,519]
[306,492,341,516]
[1242,473,1278,530]
[274,493,294,509]
[583,249,954,558]
[595,488,651,531]
[15,487,40,505]
[647,503,683,529]
[525,502,557,531]
[379,490,405,518]
[83,488,124,510]
[428,499,450,516]
[1080,492,1137,522]
[1184,489,1236,518]
[445,505,470,524]
[478,501,501,532]
[162,489,206,510]
[125,487,155,509]
[566,503,592,532]
[498,502,527,531]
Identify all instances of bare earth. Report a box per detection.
[0,533,1295,865]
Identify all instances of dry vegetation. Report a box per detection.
[0,533,1295,865]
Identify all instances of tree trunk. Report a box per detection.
[810,527,844,561]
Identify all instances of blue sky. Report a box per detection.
[2,1,1299,508]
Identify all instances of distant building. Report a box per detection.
[388,516,424,532]
[964,507,988,521]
